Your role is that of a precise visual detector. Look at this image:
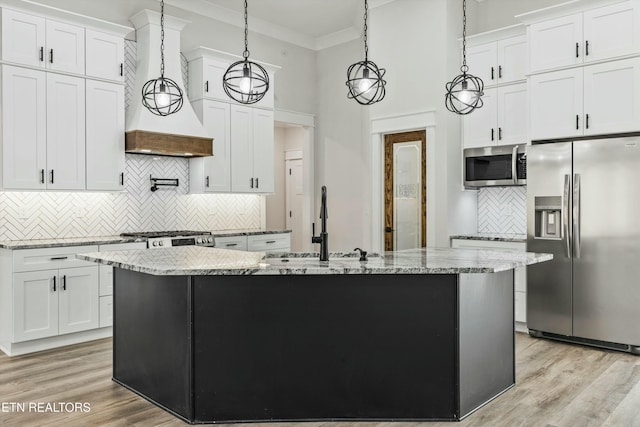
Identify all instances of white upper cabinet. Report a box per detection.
[45,19,84,74]
[86,80,125,190]
[463,84,528,148]
[1,9,46,68]
[190,100,232,193]
[529,1,639,74]
[231,105,254,193]
[1,65,47,190]
[583,57,640,135]
[467,35,527,86]
[188,57,228,101]
[46,73,86,190]
[529,68,584,140]
[85,29,124,82]
[252,108,275,193]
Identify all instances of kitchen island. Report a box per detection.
[77,247,551,424]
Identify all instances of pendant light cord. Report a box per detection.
[160,0,165,78]
[461,0,468,73]
[363,0,369,61]
[243,0,250,58]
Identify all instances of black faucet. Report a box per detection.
[312,185,329,261]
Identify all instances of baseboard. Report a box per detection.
[1,327,112,357]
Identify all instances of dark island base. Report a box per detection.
[113,269,514,424]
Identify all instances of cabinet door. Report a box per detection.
[584,1,639,63]
[86,80,125,190]
[58,266,99,335]
[529,68,583,140]
[497,83,528,146]
[497,35,527,84]
[529,14,583,73]
[1,9,45,67]
[99,296,113,328]
[583,57,640,135]
[463,88,498,148]
[85,29,124,82]
[230,105,254,192]
[13,269,58,342]
[203,58,228,100]
[252,108,275,193]
[45,19,84,74]
[2,65,47,190]
[99,265,113,296]
[203,101,231,192]
[466,42,498,87]
[46,73,86,190]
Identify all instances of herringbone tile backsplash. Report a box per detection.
[0,41,261,241]
[477,187,527,235]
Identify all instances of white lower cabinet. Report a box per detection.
[214,233,290,253]
[13,266,98,342]
[450,238,527,328]
[214,235,248,251]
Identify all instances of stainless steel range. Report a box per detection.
[120,231,215,248]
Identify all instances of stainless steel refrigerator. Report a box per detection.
[527,136,640,353]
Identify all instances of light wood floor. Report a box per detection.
[1,333,639,426]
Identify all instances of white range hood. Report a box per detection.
[126,9,212,157]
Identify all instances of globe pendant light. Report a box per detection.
[223,0,269,105]
[142,0,184,116]
[346,0,386,105]
[445,0,484,115]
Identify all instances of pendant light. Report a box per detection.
[445,0,484,115]
[142,0,184,116]
[223,0,269,105]
[346,0,386,105]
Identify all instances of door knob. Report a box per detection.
[385,227,394,233]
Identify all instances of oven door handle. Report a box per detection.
[511,145,519,185]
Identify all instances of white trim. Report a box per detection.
[184,46,281,73]
[275,109,315,128]
[515,0,630,25]
[466,24,526,46]
[370,111,437,252]
[315,27,361,51]
[0,327,112,357]
[285,150,303,160]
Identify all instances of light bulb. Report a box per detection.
[358,78,373,93]
[239,76,252,94]
[156,91,170,107]
[459,89,472,104]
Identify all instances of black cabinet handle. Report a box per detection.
[39,46,44,62]
[205,176,210,188]
[491,128,495,141]
[586,114,589,129]
[120,172,124,186]
[586,40,589,56]
[40,169,45,184]
[50,169,54,184]
[491,66,495,80]
[266,240,276,244]
[49,49,54,63]
[576,114,579,130]
[53,276,56,292]
[50,256,68,260]
[62,275,66,291]
[576,42,579,58]
[256,178,259,188]
[120,63,123,76]
[226,243,238,247]
[205,81,209,93]
[498,127,503,140]
[499,65,502,79]
[250,177,254,189]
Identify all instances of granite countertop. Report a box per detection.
[450,233,527,243]
[76,246,552,276]
[0,235,146,250]
[0,229,291,249]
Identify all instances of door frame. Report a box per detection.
[384,131,427,251]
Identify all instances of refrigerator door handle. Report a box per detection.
[574,173,581,258]
[511,145,519,184]
[564,174,571,258]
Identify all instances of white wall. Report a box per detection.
[315,39,368,251]
[31,0,317,115]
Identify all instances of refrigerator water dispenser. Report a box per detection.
[534,196,562,239]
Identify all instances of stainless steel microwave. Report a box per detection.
[463,144,527,188]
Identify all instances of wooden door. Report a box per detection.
[384,131,426,251]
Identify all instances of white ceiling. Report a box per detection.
[164,0,398,51]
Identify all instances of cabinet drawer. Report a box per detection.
[13,245,99,272]
[99,295,113,328]
[215,236,248,251]
[247,234,291,252]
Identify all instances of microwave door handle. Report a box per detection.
[563,174,571,258]
[512,145,519,185]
